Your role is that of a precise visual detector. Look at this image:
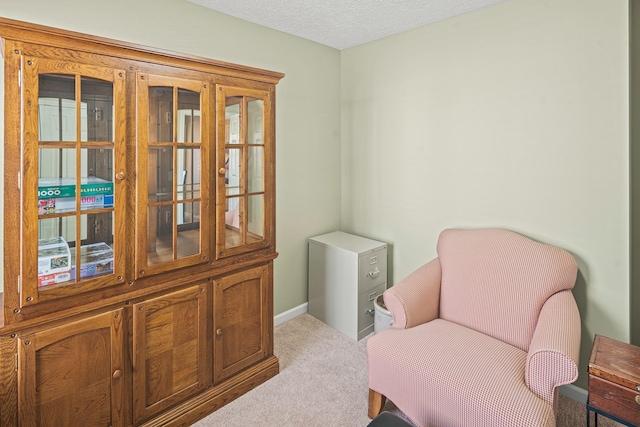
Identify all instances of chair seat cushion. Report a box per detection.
[367,319,555,427]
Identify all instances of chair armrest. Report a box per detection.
[525,289,581,405]
[383,258,441,329]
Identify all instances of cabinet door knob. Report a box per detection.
[112,369,122,379]
[218,167,226,176]
[115,171,126,181]
[216,328,223,336]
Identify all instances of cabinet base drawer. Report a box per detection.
[588,375,640,426]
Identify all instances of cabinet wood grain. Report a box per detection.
[0,17,282,426]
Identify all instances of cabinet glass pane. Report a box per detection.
[225,148,242,196]
[149,87,173,143]
[81,148,114,211]
[177,89,201,143]
[148,205,173,265]
[247,194,264,243]
[80,77,114,142]
[247,99,263,145]
[39,149,114,214]
[225,100,241,144]
[73,213,114,280]
[38,75,76,142]
[177,202,200,258]
[38,148,76,214]
[225,197,241,249]
[247,146,263,193]
[178,200,200,227]
[37,219,74,288]
[148,148,173,203]
[37,212,115,287]
[177,148,200,201]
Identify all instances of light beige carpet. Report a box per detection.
[192,313,620,427]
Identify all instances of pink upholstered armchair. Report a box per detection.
[367,228,581,427]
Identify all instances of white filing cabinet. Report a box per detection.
[308,231,387,340]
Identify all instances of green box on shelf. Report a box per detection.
[38,177,114,200]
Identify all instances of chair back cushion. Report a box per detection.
[437,228,578,351]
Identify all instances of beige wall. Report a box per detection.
[0,0,343,315]
[0,0,632,390]
[341,0,629,388]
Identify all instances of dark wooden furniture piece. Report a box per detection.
[367,412,414,427]
[0,17,283,427]
[587,334,640,427]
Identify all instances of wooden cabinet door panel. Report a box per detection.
[19,52,127,307]
[133,284,209,423]
[215,85,275,260]
[214,265,269,382]
[135,73,210,278]
[17,309,124,427]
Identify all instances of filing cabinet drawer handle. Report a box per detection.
[366,308,375,316]
[367,269,380,280]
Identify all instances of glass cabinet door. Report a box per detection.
[20,57,126,307]
[216,85,273,259]
[136,73,210,277]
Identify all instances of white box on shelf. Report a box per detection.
[38,271,71,287]
[38,237,71,275]
[70,242,114,279]
[38,236,72,287]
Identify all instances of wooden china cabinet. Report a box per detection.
[0,18,282,426]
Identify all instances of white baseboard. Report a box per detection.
[274,302,308,327]
[560,384,587,404]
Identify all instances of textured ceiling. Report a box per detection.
[188,0,507,50]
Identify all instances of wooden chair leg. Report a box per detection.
[368,389,386,419]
